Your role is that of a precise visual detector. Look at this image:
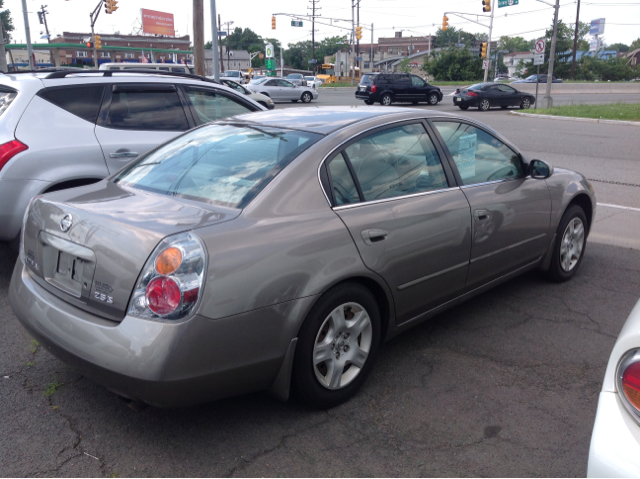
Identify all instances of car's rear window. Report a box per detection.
[468,83,485,91]
[114,124,322,209]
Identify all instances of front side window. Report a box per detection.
[185,88,253,125]
[411,76,425,86]
[115,125,321,209]
[498,84,516,93]
[264,80,277,87]
[106,87,189,131]
[343,123,448,201]
[433,122,524,185]
[277,80,294,87]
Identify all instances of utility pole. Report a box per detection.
[210,0,220,80]
[280,45,283,77]
[541,0,560,108]
[356,0,360,73]
[21,0,35,69]
[350,0,355,84]
[219,20,233,71]
[308,0,321,74]
[483,0,496,82]
[39,6,56,67]
[0,15,7,72]
[89,0,102,69]
[193,0,205,76]
[570,0,581,80]
[218,14,224,73]
[370,23,373,72]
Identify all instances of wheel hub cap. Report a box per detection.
[560,217,585,272]
[313,303,373,390]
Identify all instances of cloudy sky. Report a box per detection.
[6,0,640,49]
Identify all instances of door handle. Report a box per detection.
[109,151,139,158]
[473,209,492,222]
[361,229,389,245]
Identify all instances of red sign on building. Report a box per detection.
[141,9,175,37]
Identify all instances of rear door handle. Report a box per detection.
[361,229,389,245]
[109,151,139,158]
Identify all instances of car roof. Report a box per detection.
[230,106,461,135]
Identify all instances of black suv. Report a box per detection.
[356,73,442,106]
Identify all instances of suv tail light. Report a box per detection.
[467,91,478,97]
[370,85,377,93]
[617,349,640,423]
[0,140,28,172]
[128,232,207,321]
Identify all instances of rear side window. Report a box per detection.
[0,87,18,118]
[106,88,189,131]
[38,85,105,123]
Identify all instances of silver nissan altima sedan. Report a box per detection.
[9,107,596,409]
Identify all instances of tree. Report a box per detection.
[0,0,15,42]
[608,43,629,53]
[398,57,411,73]
[423,47,483,81]
[498,36,534,53]
[630,38,640,51]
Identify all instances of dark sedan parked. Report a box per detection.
[511,74,563,84]
[453,82,535,111]
[356,73,443,106]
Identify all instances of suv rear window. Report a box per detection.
[38,85,105,123]
[115,124,321,209]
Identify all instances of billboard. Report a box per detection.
[589,18,605,36]
[141,9,175,36]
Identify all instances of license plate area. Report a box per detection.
[39,231,96,299]
[456,97,461,102]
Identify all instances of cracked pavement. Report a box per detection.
[1,111,640,477]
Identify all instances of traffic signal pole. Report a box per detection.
[483,0,496,82]
[21,0,35,69]
[541,0,560,108]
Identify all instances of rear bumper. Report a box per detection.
[9,260,314,407]
[587,392,640,477]
[453,96,477,107]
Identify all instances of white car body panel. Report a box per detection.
[587,298,640,477]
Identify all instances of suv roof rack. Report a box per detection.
[43,69,220,85]
[0,67,82,75]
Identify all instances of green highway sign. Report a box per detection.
[291,20,303,27]
[498,0,519,7]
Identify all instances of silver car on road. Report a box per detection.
[246,77,318,103]
[10,107,596,409]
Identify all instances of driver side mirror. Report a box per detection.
[529,159,553,179]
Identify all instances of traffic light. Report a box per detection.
[355,26,363,40]
[86,41,94,48]
[482,0,491,12]
[272,16,276,29]
[442,15,449,31]
[94,35,102,49]
[480,42,488,58]
[104,0,118,14]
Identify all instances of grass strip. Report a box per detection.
[528,103,640,122]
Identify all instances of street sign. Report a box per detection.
[265,43,274,59]
[218,31,227,37]
[308,59,318,64]
[356,56,363,61]
[291,20,303,27]
[498,0,519,7]
[482,59,490,70]
[533,53,544,65]
[534,39,545,54]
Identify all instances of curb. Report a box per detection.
[509,111,640,126]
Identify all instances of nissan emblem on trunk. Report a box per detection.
[60,214,73,232]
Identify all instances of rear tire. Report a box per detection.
[293,283,381,409]
[258,101,268,108]
[479,99,490,111]
[364,100,373,105]
[380,94,392,106]
[458,105,469,110]
[546,205,588,282]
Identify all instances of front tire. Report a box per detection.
[479,98,490,111]
[380,94,392,106]
[428,93,439,105]
[546,205,588,282]
[520,98,531,109]
[293,283,381,409]
[301,92,312,103]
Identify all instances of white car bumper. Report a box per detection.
[588,391,640,477]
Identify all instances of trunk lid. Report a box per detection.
[23,181,238,322]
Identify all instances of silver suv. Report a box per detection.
[0,69,265,246]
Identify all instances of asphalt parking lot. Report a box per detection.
[1,95,640,477]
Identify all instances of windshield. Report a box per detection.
[287,74,302,79]
[114,124,322,209]
[304,76,314,81]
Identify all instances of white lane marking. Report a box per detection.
[597,203,640,212]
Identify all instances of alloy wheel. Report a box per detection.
[381,95,392,106]
[521,98,531,109]
[480,99,490,111]
[560,218,585,272]
[428,93,438,105]
[313,302,373,390]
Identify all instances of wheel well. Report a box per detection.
[567,193,593,232]
[43,178,101,194]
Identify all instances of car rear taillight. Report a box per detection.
[467,91,478,97]
[0,140,28,172]
[371,85,377,93]
[128,232,207,320]
[622,361,640,411]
